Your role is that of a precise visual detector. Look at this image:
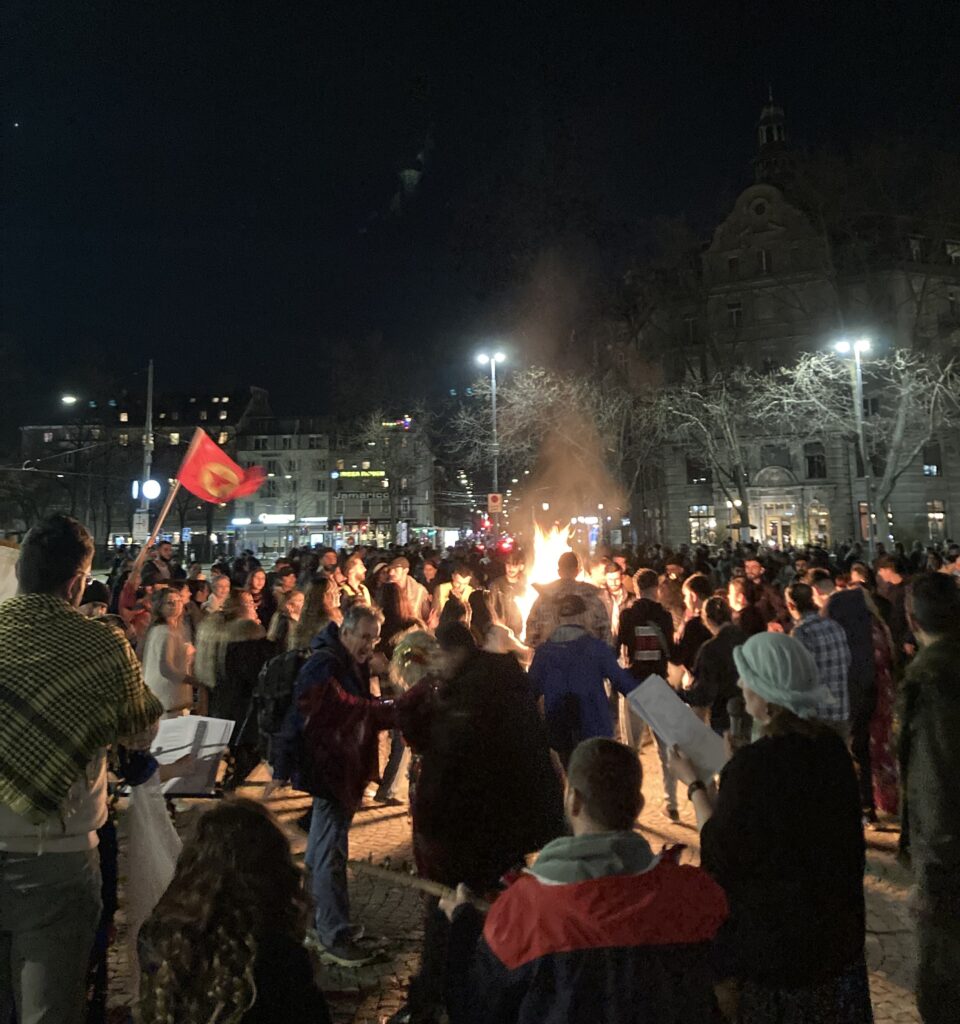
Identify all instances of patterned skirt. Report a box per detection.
[738,957,874,1024]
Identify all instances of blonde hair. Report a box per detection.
[389,629,439,689]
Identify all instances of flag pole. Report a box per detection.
[130,480,182,579]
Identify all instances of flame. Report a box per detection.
[515,523,580,640]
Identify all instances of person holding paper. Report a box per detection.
[669,631,871,1024]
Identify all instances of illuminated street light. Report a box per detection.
[833,336,876,560]
[475,348,507,533]
[61,394,78,405]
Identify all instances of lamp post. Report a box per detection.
[476,350,506,535]
[835,337,876,562]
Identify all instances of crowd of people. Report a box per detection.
[0,517,958,1023]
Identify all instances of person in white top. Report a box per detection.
[141,587,195,717]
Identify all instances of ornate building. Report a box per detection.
[633,98,960,549]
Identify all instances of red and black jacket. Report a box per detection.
[446,858,728,1024]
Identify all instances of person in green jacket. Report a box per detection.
[901,572,960,1024]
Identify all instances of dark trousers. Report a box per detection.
[916,907,960,1024]
[850,688,877,814]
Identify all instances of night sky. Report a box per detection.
[2,2,959,443]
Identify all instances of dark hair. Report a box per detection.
[567,738,642,830]
[244,568,266,592]
[876,554,903,574]
[683,573,712,602]
[505,549,525,566]
[762,704,837,741]
[849,561,872,584]
[907,573,960,637]
[17,514,94,595]
[557,551,580,577]
[436,621,477,654]
[703,596,731,627]
[635,568,658,592]
[451,561,472,579]
[139,799,307,1024]
[786,582,817,615]
[805,567,834,591]
[728,576,758,603]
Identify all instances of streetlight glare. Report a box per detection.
[61,394,78,405]
[855,337,871,353]
[476,353,490,365]
[834,340,851,355]
[494,351,506,363]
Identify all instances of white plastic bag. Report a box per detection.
[123,771,182,1001]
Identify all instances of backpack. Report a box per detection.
[251,647,310,763]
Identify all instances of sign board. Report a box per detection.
[132,510,150,544]
[487,493,503,514]
[181,527,192,543]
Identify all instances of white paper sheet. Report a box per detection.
[150,715,235,795]
[627,674,729,779]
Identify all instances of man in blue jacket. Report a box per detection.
[441,738,728,1023]
[528,595,640,767]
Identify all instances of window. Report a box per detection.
[923,443,942,477]
[264,480,277,497]
[43,431,53,443]
[221,396,229,403]
[158,412,166,420]
[169,432,181,446]
[858,501,871,542]
[757,249,772,274]
[688,505,717,545]
[909,236,924,262]
[212,396,220,403]
[219,410,228,421]
[266,460,280,474]
[686,456,712,485]
[761,445,792,470]
[253,437,269,451]
[927,500,946,541]
[280,436,292,450]
[727,256,740,281]
[361,460,371,470]
[118,433,129,447]
[361,499,371,515]
[400,497,411,515]
[684,317,698,344]
[308,435,324,449]
[336,459,345,471]
[315,501,326,516]
[804,442,827,479]
[200,410,207,421]
[863,397,880,418]
[949,290,960,321]
[334,498,345,516]
[726,302,743,329]
[218,431,229,444]
[119,411,129,423]
[245,502,255,518]
[946,241,960,266]
[170,411,179,421]
[316,478,327,492]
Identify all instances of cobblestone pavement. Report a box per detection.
[110,745,920,1023]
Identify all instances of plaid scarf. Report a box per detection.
[0,593,163,823]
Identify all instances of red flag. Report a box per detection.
[176,429,266,503]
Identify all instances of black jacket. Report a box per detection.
[681,623,745,733]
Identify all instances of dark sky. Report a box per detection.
[2,1,959,439]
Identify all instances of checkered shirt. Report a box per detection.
[0,593,162,823]
[791,612,851,722]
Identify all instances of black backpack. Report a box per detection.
[251,647,310,763]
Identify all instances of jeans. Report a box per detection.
[305,795,353,947]
[0,848,102,1024]
[375,730,410,802]
[627,708,677,810]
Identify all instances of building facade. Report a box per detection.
[631,98,960,549]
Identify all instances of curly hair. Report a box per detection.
[138,799,307,1024]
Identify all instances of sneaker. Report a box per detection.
[317,938,378,968]
[375,796,405,807]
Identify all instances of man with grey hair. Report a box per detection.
[272,602,394,966]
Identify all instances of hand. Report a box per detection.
[263,777,288,799]
[439,883,473,922]
[668,744,700,786]
[369,652,390,678]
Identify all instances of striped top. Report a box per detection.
[0,593,163,823]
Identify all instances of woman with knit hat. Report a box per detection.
[670,631,872,1024]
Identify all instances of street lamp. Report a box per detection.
[834,337,876,561]
[476,350,506,533]
[61,394,78,406]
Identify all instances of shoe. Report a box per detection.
[376,796,405,807]
[316,938,378,967]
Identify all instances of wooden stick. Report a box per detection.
[130,479,182,578]
[347,859,491,912]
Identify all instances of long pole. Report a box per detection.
[141,359,154,512]
[490,358,500,535]
[851,348,877,563]
[129,480,182,579]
